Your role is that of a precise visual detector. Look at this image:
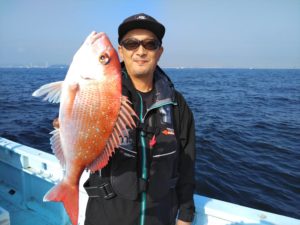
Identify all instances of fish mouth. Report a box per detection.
[80,73,99,81]
[90,32,107,45]
[81,77,93,80]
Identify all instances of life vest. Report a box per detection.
[110,66,179,201]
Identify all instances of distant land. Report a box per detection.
[48,64,69,69]
[0,64,69,69]
[0,64,299,70]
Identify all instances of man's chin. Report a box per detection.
[134,72,148,78]
[132,67,149,77]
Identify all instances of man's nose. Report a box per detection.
[136,44,147,55]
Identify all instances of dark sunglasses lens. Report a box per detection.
[143,40,160,50]
[122,39,140,50]
[122,39,160,51]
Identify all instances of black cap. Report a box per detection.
[118,13,165,44]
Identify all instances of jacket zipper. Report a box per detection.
[138,93,147,225]
[138,94,177,225]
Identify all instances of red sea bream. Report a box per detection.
[32,31,136,225]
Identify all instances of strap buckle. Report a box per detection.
[84,179,116,200]
[100,182,116,200]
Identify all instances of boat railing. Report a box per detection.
[0,137,299,225]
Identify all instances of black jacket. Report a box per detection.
[84,65,195,225]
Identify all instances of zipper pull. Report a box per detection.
[149,134,156,149]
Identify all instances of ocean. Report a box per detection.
[0,67,299,219]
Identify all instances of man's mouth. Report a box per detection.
[134,59,148,65]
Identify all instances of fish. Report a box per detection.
[32,31,136,225]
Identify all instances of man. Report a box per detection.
[84,13,195,225]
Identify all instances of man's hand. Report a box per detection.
[176,219,192,225]
[53,117,59,129]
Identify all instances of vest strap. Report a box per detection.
[84,178,116,199]
[84,176,178,200]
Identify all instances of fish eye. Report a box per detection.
[99,53,110,65]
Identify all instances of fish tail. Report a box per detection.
[44,181,79,225]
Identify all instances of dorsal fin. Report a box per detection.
[50,129,66,168]
[32,81,63,103]
[87,96,137,172]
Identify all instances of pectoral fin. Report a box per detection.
[32,81,63,103]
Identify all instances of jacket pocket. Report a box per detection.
[152,149,176,158]
[148,148,178,201]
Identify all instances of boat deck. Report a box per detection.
[0,196,51,225]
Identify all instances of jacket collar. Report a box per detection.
[121,62,176,104]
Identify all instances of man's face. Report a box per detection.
[118,29,163,79]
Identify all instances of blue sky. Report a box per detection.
[0,0,299,68]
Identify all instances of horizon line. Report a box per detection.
[0,65,300,70]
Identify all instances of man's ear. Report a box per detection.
[118,45,124,61]
[157,46,164,61]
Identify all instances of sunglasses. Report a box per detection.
[121,38,161,51]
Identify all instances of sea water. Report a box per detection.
[0,67,299,219]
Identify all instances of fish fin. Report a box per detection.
[65,83,79,118]
[32,81,63,103]
[88,131,120,172]
[119,95,137,127]
[44,181,78,225]
[50,129,65,168]
[88,96,137,172]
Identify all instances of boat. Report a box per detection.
[0,137,299,225]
